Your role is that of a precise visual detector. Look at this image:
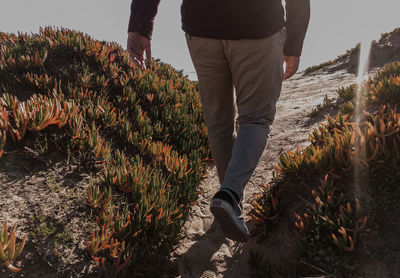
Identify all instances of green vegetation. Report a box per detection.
[308,94,335,117]
[338,62,400,114]
[30,215,57,243]
[0,27,209,276]
[251,62,400,276]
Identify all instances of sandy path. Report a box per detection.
[171,70,360,278]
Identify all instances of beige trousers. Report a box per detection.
[186,29,285,200]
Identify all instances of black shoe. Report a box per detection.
[210,190,249,242]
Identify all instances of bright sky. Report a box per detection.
[1,0,400,80]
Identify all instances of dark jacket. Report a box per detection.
[128,0,310,57]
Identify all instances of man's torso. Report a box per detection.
[180,0,285,40]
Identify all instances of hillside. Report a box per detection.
[0,27,209,277]
[304,27,400,75]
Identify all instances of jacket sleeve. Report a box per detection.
[128,0,161,39]
[284,0,310,57]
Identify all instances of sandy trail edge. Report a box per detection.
[170,70,360,278]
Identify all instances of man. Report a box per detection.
[127,0,310,242]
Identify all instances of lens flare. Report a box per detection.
[353,40,372,195]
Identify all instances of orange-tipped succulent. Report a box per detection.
[0,222,27,273]
[0,27,210,274]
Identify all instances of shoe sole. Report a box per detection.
[210,198,249,242]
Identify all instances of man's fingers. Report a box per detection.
[127,47,136,63]
[127,43,144,68]
[284,68,295,80]
[127,32,151,69]
[145,45,152,63]
[283,56,300,80]
[284,64,295,80]
[129,50,144,68]
[129,52,144,68]
[136,56,145,68]
[283,63,290,80]
[127,39,139,64]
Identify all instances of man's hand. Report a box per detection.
[283,56,300,80]
[127,32,151,68]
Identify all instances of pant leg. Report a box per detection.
[220,28,286,200]
[185,34,236,184]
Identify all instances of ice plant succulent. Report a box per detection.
[0,27,210,275]
[0,222,27,273]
